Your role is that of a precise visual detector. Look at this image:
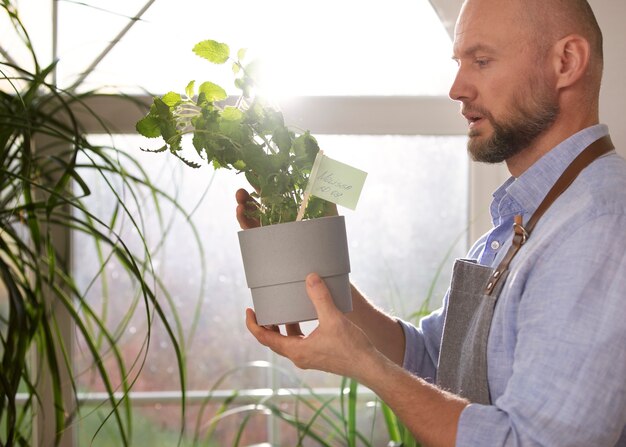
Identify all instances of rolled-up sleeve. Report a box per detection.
[398,295,448,384]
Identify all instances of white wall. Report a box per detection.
[593,0,626,158]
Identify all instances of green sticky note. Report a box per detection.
[310,155,368,210]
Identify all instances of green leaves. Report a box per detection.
[272,126,292,152]
[162,91,182,106]
[136,38,325,225]
[136,114,161,138]
[193,40,230,64]
[294,131,320,167]
[222,106,243,121]
[185,81,195,98]
[198,81,227,102]
[136,96,178,140]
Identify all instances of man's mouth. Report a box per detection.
[462,109,487,130]
[469,117,482,127]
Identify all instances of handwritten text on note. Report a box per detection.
[309,154,368,210]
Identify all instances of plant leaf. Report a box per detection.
[162,91,182,107]
[293,131,320,166]
[185,80,195,98]
[232,159,246,170]
[245,59,262,79]
[272,126,292,152]
[198,81,227,102]
[193,40,230,64]
[152,98,182,150]
[221,106,243,121]
[136,115,162,138]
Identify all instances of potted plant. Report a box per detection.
[136,39,354,325]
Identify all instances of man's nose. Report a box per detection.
[448,66,474,103]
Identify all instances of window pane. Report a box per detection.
[55,0,456,96]
[321,135,468,314]
[73,133,467,442]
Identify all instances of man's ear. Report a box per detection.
[552,34,591,89]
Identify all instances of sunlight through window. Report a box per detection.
[54,0,455,96]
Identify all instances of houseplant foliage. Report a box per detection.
[0,1,189,445]
[136,39,332,226]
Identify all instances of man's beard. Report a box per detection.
[467,88,560,164]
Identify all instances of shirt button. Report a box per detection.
[490,240,501,250]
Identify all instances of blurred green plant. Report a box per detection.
[188,361,376,446]
[0,1,192,445]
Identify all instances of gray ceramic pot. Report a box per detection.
[238,215,352,326]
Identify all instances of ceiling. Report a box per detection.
[429,0,462,37]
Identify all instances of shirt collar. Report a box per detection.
[490,124,609,222]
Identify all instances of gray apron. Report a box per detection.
[436,136,614,405]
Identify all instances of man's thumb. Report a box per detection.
[305,273,339,321]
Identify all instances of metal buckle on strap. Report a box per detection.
[513,215,529,245]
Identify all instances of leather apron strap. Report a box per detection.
[485,135,615,296]
[436,135,615,404]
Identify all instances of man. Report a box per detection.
[237,0,626,445]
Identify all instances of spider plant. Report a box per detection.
[0,2,188,445]
[190,361,375,446]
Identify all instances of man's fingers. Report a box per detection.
[245,308,296,358]
[325,202,339,217]
[236,204,254,229]
[246,308,280,345]
[235,188,252,205]
[305,273,340,321]
[236,189,260,229]
[286,323,304,336]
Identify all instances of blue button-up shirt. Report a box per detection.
[400,124,626,446]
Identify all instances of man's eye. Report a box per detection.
[475,58,489,67]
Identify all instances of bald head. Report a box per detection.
[519,0,604,104]
[459,0,603,56]
[457,0,604,99]
[519,0,603,67]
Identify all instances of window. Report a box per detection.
[2,1,482,445]
[73,132,468,445]
[55,0,455,96]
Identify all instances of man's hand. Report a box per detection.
[246,272,381,380]
[236,189,260,229]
